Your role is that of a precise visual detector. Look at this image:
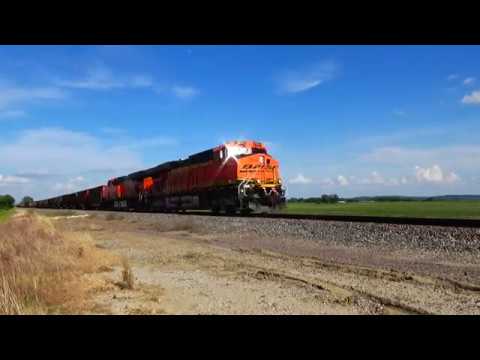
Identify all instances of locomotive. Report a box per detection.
[33,140,286,214]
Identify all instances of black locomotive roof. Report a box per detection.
[126,149,214,181]
[127,160,182,180]
[187,149,214,164]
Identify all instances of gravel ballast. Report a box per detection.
[86,211,480,255]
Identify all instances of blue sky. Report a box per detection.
[1,45,480,200]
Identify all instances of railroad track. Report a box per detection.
[30,207,480,228]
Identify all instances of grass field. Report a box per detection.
[283,201,480,219]
[0,209,13,222]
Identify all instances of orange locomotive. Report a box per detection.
[34,140,286,214]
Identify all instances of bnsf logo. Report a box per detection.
[241,164,274,169]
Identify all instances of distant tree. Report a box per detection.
[19,196,34,207]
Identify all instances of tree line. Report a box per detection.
[0,195,35,209]
[288,194,341,204]
[287,195,454,204]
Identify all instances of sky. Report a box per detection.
[1,45,480,201]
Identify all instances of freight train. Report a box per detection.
[32,140,286,214]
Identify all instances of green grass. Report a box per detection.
[0,208,14,222]
[283,201,480,219]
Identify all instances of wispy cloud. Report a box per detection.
[171,85,199,99]
[56,64,153,91]
[0,174,30,186]
[463,77,476,86]
[117,136,179,150]
[53,176,86,193]
[0,109,26,119]
[361,145,480,172]
[356,172,407,186]
[352,127,445,148]
[100,127,128,136]
[0,127,180,200]
[447,74,459,81]
[0,86,66,110]
[277,60,338,94]
[462,90,480,104]
[0,128,142,179]
[130,75,154,88]
[392,109,407,117]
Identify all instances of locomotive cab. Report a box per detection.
[217,140,286,213]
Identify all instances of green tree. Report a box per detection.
[0,194,15,209]
[19,196,34,207]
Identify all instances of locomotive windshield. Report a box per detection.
[251,148,267,154]
[225,144,267,158]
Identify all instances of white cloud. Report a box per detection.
[337,175,349,186]
[414,165,459,184]
[289,173,312,184]
[130,75,154,88]
[447,74,459,81]
[0,127,178,200]
[463,77,476,86]
[57,64,153,91]
[0,86,65,110]
[277,60,338,94]
[462,90,480,104]
[0,175,30,186]
[0,128,142,175]
[172,85,199,99]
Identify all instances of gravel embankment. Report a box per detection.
[103,211,480,254]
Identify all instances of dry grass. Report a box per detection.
[105,213,124,221]
[149,217,205,234]
[0,213,118,314]
[42,210,78,217]
[121,258,135,290]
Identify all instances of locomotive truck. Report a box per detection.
[33,140,286,214]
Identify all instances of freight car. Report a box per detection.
[33,140,286,214]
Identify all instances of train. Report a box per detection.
[32,140,286,214]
